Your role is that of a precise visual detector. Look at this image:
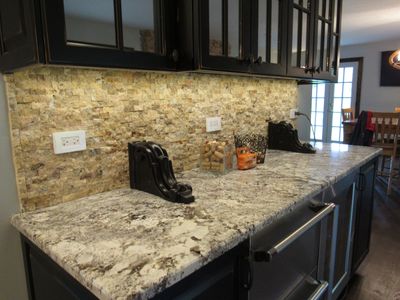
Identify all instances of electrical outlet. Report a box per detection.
[53,130,86,154]
[206,117,222,132]
[289,108,298,119]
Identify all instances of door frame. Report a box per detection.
[340,57,364,117]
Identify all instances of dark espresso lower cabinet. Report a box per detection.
[21,237,98,300]
[20,160,377,300]
[328,173,357,300]
[352,158,378,273]
[249,199,337,300]
[152,240,250,300]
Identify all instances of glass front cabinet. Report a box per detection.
[196,0,288,76]
[287,0,342,81]
[0,0,343,81]
[42,0,177,70]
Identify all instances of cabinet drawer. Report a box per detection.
[250,199,336,300]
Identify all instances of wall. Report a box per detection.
[5,67,298,212]
[0,75,28,300]
[296,84,313,141]
[341,39,400,112]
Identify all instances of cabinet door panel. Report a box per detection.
[63,0,116,48]
[199,0,251,73]
[287,0,313,78]
[250,0,287,76]
[313,0,333,80]
[122,0,163,54]
[330,0,342,80]
[330,182,356,299]
[43,0,176,70]
[0,0,38,72]
[352,160,377,273]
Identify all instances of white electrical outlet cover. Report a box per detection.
[289,108,298,119]
[206,117,222,132]
[53,130,86,154]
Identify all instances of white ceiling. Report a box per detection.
[341,0,400,45]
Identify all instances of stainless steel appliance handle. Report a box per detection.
[254,203,336,262]
[308,281,329,300]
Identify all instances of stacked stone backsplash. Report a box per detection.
[5,66,297,211]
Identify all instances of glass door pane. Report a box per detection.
[314,0,333,74]
[209,0,240,58]
[288,0,312,75]
[257,0,282,64]
[64,0,116,47]
[310,84,326,141]
[329,64,357,142]
[121,0,161,54]
[331,0,341,77]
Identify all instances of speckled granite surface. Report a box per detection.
[11,144,381,300]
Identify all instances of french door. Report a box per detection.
[310,60,361,142]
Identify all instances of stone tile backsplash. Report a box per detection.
[5,66,297,211]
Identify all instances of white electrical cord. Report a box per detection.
[296,112,317,143]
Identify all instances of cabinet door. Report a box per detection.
[42,0,176,70]
[330,180,357,300]
[22,238,98,300]
[0,0,38,72]
[329,0,342,81]
[312,0,342,81]
[312,0,333,80]
[286,0,314,78]
[152,240,249,300]
[250,0,287,76]
[198,0,252,73]
[352,159,377,273]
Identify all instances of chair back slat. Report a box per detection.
[371,112,400,147]
[342,108,354,121]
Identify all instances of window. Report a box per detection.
[331,66,354,142]
[310,84,325,141]
[310,66,355,143]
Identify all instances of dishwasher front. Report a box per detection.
[249,196,338,300]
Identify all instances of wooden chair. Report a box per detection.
[395,107,400,113]
[342,108,354,121]
[371,112,400,195]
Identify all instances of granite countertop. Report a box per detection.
[11,143,381,300]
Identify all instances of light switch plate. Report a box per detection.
[206,117,222,132]
[53,130,86,154]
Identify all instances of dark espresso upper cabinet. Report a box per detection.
[287,0,314,79]
[287,0,342,81]
[177,0,287,76]
[0,0,40,72]
[0,0,342,81]
[250,0,288,76]
[195,0,252,73]
[42,0,177,70]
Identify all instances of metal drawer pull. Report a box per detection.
[308,281,329,300]
[254,203,336,262]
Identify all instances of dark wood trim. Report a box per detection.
[222,0,228,56]
[265,0,272,63]
[21,239,36,300]
[114,0,123,50]
[341,57,364,117]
